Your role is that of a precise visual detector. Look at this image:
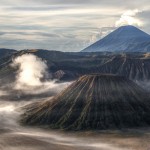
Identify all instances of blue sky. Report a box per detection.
[0,0,150,51]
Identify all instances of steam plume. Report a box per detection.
[11,53,70,94]
[115,9,143,27]
[12,54,48,88]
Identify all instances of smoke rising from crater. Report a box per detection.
[11,53,70,95]
[115,9,143,27]
[12,54,48,88]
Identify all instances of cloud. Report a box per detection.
[88,27,115,44]
[4,6,71,11]
[0,5,121,51]
[115,9,143,27]
[0,102,20,128]
[0,31,60,38]
[1,0,150,8]
[0,1,150,51]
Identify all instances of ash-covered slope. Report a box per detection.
[22,74,150,130]
[82,25,150,52]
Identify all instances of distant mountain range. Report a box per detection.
[0,49,150,83]
[0,49,150,101]
[82,25,150,52]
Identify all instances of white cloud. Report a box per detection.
[115,9,143,27]
[0,1,149,51]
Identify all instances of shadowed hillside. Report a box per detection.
[0,50,150,83]
[92,55,150,81]
[22,74,150,130]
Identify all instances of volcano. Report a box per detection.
[22,74,150,130]
[82,25,150,52]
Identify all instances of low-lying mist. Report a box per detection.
[0,95,129,150]
[0,101,24,129]
[0,53,70,134]
[0,54,149,150]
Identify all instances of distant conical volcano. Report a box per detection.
[82,25,150,52]
[22,74,150,130]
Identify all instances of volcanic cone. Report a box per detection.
[22,74,150,130]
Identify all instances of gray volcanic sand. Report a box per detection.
[0,126,150,150]
[0,101,150,150]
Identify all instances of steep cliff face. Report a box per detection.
[91,55,150,81]
[22,74,150,130]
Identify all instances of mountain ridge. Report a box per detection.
[82,25,150,52]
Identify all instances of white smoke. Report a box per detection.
[89,9,143,44]
[11,53,70,94]
[12,54,48,88]
[115,9,143,27]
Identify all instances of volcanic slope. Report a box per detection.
[82,25,150,52]
[22,74,150,130]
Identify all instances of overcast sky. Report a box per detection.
[0,0,150,51]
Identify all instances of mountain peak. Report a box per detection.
[117,25,141,33]
[115,25,150,37]
[82,25,150,52]
[118,25,139,29]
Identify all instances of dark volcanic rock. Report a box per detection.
[22,74,150,130]
[91,55,150,81]
[1,50,150,82]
